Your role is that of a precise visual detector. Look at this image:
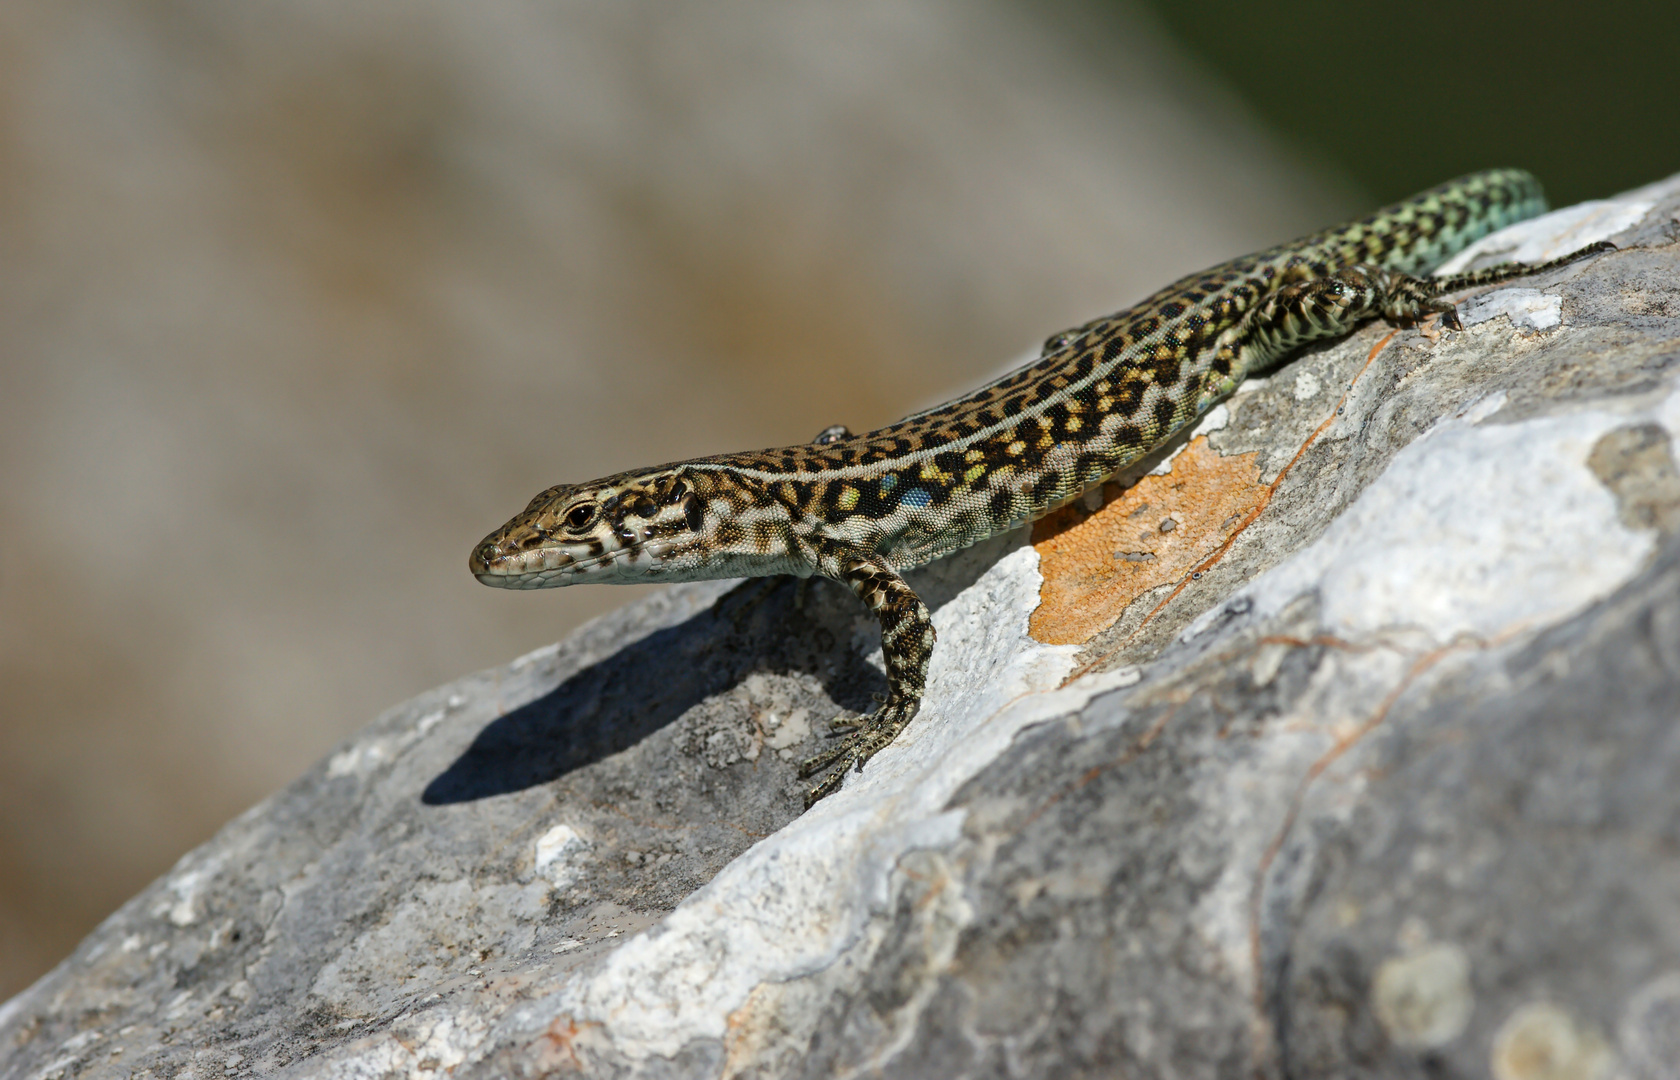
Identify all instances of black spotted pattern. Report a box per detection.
[475,169,1608,807]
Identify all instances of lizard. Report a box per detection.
[468,168,1613,806]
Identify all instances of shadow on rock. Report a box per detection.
[422,533,1016,805]
[421,607,741,804]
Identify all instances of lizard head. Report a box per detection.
[469,467,708,589]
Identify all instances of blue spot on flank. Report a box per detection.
[878,474,899,494]
[900,487,932,509]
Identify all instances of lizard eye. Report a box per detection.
[1043,329,1077,354]
[563,503,599,532]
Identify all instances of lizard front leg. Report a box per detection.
[799,549,934,806]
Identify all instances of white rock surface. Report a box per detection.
[1457,287,1563,330]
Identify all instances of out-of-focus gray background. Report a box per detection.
[1,0,1673,1000]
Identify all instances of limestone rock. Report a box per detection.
[6,177,1680,1079]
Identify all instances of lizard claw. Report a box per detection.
[798,696,921,807]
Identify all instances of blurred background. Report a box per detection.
[2,0,1675,1000]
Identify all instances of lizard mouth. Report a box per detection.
[470,540,672,589]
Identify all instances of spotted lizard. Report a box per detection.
[469,169,1611,805]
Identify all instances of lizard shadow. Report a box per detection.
[420,531,1018,805]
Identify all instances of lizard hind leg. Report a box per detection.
[1429,239,1617,296]
[1374,271,1465,329]
[1247,236,1619,354]
[1381,239,1616,331]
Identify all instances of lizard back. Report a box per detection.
[676,168,1547,570]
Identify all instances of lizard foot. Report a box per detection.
[798,695,920,807]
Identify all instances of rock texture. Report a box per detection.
[6,178,1680,1079]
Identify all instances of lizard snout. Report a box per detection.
[468,541,501,576]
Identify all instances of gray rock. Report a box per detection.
[6,177,1680,1079]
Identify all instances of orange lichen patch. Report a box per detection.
[1049,328,1399,673]
[1029,436,1266,645]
